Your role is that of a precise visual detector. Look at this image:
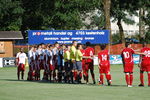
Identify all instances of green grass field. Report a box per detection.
[0,65,150,100]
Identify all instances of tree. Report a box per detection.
[110,0,138,43]
[0,0,24,31]
[138,0,150,41]
[103,0,112,43]
[21,0,99,31]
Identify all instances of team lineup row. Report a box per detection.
[16,41,150,87]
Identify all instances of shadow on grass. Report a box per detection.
[0,78,134,87]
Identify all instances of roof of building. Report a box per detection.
[0,31,23,40]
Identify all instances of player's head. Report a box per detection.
[59,44,63,50]
[20,48,24,53]
[77,43,82,50]
[62,44,66,50]
[41,43,45,49]
[49,45,53,50]
[142,42,147,47]
[86,42,91,47]
[125,42,131,48]
[72,40,78,47]
[47,43,51,47]
[37,44,42,49]
[82,44,86,49]
[66,45,71,51]
[29,46,34,51]
[47,45,50,49]
[33,46,37,51]
[54,42,59,48]
[100,44,106,50]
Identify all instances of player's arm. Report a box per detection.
[86,50,94,59]
[121,52,125,65]
[79,51,83,57]
[83,56,92,59]
[138,55,142,68]
[66,51,70,61]
[134,49,146,55]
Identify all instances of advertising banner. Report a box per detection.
[110,55,140,64]
[28,30,109,44]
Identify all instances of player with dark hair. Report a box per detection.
[138,42,150,87]
[57,44,66,82]
[84,42,96,84]
[27,46,35,81]
[70,40,78,83]
[48,45,54,81]
[64,45,71,83]
[41,44,48,80]
[35,45,41,80]
[121,42,144,87]
[80,44,86,81]
[75,44,83,83]
[52,42,59,82]
[98,44,112,86]
[121,42,134,87]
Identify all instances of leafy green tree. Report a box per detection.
[110,0,138,43]
[21,0,99,30]
[0,0,24,30]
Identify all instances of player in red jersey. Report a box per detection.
[80,45,86,81]
[84,42,96,84]
[121,43,135,87]
[121,42,143,87]
[98,44,112,86]
[138,42,150,87]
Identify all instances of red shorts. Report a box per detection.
[123,62,134,73]
[141,61,150,72]
[49,64,54,71]
[18,64,25,71]
[99,67,109,74]
[99,63,110,74]
[85,61,94,71]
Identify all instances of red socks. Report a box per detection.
[125,74,133,85]
[100,74,104,84]
[106,74,111,81]
[125,74,129,85]
[130,74,133,85]
[74,72,77,81]
[79,73,82,79]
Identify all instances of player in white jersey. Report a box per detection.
[41,44,50,80]
[45,45,53,81]
[32,46,40,81]
[27,46,34,81]
[52,42,59,82]
[39,44,46,70]
[16,48,27,80]
[35,45,41,80]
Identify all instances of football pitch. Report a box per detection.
[0,65,150,100]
